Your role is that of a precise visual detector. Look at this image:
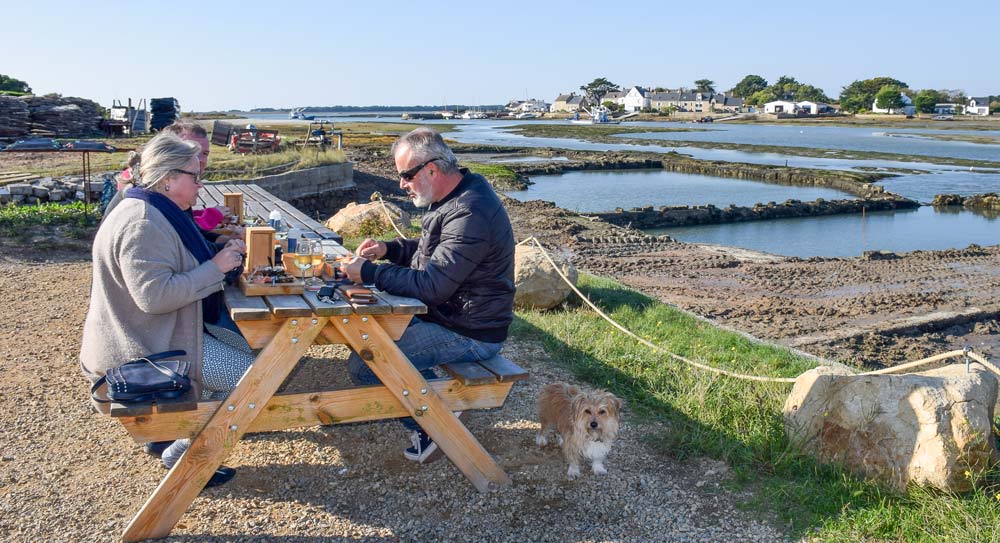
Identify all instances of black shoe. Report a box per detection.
[143,440,174,457]
[205,466,236,488]
[404,430,438,463]
[403,412,463,464]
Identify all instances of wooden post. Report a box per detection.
[330,316,511,492]
[121,317,328,542]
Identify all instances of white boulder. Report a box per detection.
[514,245,577,310]
[784,363,999,492]
[324,201,410,238]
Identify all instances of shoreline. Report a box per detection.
[503,124,1000,170]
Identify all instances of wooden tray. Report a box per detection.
[239,274,305,296]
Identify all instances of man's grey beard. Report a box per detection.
[410,188,432,208]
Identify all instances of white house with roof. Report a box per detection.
[623,86,650,112]
[967,97,991,116]
[934,103,963,115]
[514,99,549,113]
[763,100,798,114]
[796,101,833,115]
[764,100,835,115]
[871,93,915,115]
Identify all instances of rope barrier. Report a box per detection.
[370,191,408,239]
[369,192,996,384]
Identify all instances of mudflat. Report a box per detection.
[502,197,1000,368]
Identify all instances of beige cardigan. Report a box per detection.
[80,198,225,396]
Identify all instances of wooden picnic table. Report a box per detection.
[106,185,518,542]
[198,182,342,242]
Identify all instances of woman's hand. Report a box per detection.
[211,245,244,273]
[224,238,246,253]
[356,238,387,260]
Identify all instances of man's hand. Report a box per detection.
[356,238,387,260]
[342,256,368,284]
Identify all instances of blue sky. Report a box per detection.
[5,0,994,111]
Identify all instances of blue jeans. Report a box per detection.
[347,317,502,431]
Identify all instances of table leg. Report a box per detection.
[121,317,327,542]
[331,316,511,492]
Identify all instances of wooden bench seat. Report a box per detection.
[441,355,529,386]
[96,355,529,443]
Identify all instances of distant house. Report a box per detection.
[763,100,798,114]
[515,99,549,113]
[711,94,744,113]
[600,91,626,107]
[763,100,834,115]
[967,97,991,116]
[934,103,964,115]
[550,93,584,112]
[871,93,916,115]
[623,86,649,112]
[796,101,833,115]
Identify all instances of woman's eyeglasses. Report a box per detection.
[398,158,440,181]
[172,169,202,183]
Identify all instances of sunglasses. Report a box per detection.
[398,157,440,181]
[172,169,202,183]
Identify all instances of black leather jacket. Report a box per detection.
[361,170,515,342]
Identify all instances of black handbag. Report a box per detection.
[90,350,191,404]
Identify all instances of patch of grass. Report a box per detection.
[512,273,1000,541]
[339,219,420,253]
[203,145,346,181]
[462,162,525,189]
[0,201,99,238]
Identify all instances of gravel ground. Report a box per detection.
[0,251,789,542]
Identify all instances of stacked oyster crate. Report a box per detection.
[21,95,103,137]
[0,96,31,139]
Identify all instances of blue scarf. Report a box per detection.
[125,187,222,324]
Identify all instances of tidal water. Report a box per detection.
[503,170,855,212]
[649,206,998,258]
[241,114,999,255]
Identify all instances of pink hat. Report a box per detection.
[193,207,225,231]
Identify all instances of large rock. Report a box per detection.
[784,363,999,492]
[514,245,577,310]
[324,201,411,238]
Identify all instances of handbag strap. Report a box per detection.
[90,350,188,403]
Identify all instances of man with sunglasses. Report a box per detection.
[342,127,515,463]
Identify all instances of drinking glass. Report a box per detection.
[294,239,313,287]
[307,241,325,291]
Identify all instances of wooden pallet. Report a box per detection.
[0,171,40,187]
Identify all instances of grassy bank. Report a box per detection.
[461,162,524,189]
[513,273,1000,541]
[506,124,1000,170]
[203,145,346,181]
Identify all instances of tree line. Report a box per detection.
[581,75,998,114]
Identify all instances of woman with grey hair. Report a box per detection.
[80,132,252,488]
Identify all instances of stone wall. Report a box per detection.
[591,197,921,228]
[222,162,356,216]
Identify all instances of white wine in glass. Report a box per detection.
[308,242,324,290]
[295,240,313,285]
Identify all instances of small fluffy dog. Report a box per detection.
[536,382,623,479]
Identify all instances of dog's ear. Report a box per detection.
[605,393,623,417]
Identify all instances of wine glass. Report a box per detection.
[307,240,324,291]
[294,239,313,287]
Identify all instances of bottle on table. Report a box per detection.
[287,226,300,253]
